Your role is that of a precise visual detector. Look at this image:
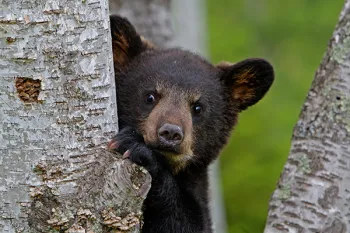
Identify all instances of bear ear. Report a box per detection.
[110,15,154,71]
[217,58,274,111]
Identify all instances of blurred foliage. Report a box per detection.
[207,0,344,232]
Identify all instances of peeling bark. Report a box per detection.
[264,1,350,232]
[0,0,165,232]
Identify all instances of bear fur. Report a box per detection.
[108,15,274,233]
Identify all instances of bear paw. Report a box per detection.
[108,127,160,176]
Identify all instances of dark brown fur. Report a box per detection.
[109,15,274,233]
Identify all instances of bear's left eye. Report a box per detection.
[192,103,203,115]
[145,93,156,104]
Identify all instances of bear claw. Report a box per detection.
[107,139,119,150]
[123,150,131,159]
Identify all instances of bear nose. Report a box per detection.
[158,123,184,146]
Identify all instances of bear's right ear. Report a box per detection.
[110,15,154,71]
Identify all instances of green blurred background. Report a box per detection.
[206,0,344,232]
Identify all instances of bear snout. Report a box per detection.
[158,123,184,149]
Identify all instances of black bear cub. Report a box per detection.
[108,15,274,233]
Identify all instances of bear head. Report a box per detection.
[110,15,274,172]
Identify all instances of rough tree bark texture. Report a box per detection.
[0,0,172,232]
[264,1,350,232]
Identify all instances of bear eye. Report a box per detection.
[145,93,156,104]
[192,103,203,115]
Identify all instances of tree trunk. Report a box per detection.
[109,0,173,47]
[0,0,170,232]
[264,0,350,232]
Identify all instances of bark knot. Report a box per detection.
[15,77,42,103]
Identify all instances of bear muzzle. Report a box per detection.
[157,123,184,153]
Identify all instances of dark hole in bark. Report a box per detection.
[6,37,16,43]
[15,77,42,103]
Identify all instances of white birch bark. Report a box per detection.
[0,1,154,232]
[264,0,350,232]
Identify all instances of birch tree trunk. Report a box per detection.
[109,0,173,47]
[264,0,350,232]
[0,0,170,232]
